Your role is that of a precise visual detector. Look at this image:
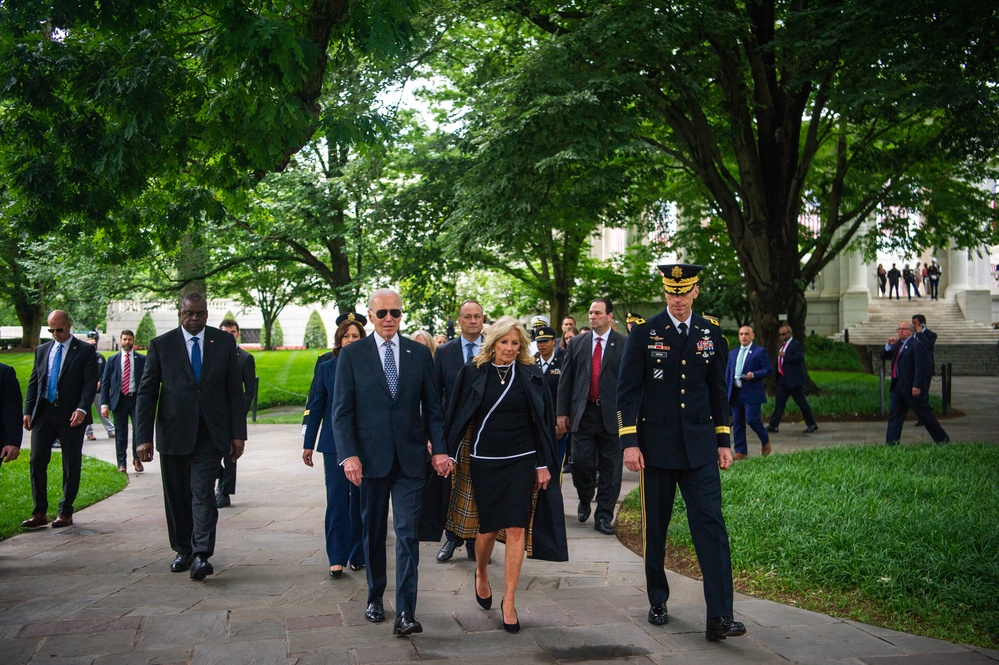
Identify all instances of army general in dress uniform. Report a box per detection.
[616,264,746,642]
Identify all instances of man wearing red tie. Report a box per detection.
[880,321,949,446]
[101,330,146,473]
[767,325,818,434]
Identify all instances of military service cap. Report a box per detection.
[657,263,704,295]
[532,326,557,341]
[530,314,551,329]
[335,312,368,327]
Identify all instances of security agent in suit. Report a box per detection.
[100,330,146,472]
[725,326,773,458]
[881,320,949,445]
[85,332,116,440]
[332,289,452,636]
[432,299,484,562]
[214,318,257,508]
[556,298,625,535]
[911,314,937,422]
[534,326,568,471]
[767,325,818,434]
[20,310,100,529]
[1,361,24,465]
[617,264,746,641]
[135,293,248,581]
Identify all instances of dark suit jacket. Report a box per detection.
[331,334,445,479]
[100,350,146,410]
[135,327,248,454]
[880,337,928,394]
[1,362,23,448]
[914,328,937,377]
[434,337,477,409]
[556,329,625,434]
[777,337,808,388]
[725,344,772,405]
[303,357,339,455]
[535,351,562,403]
[236,348,257,410]
[24,337,98,426]
[887,267,901,284]
[617,311,731,469]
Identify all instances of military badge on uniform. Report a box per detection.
[696,338,715,357]
[653,368,664,380]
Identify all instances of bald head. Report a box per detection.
[47,310,73,343]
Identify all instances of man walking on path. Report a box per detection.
[725,326,773,459]
[101,330,145,472]
[881,320,949,446]
[767,325,818,434]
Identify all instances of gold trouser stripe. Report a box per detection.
[639,468,647,565]
[715,426,731,434]
[619,425,637,437]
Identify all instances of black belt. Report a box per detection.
[587,398,601,407]
[121,392,136,397]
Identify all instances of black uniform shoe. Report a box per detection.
[171,553,193,573]
[766,424,779,433]
[365,599,385,623]
[647,604,669,625]
[706,616,746,641]
[577,501,591,523]
[190,554,213,580]
[393,611,423,636]
[595,518,615,535]
[215,492,231,508]
[804,425,819,433]
[436,539,460,563]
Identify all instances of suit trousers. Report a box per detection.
[159,418,224,557]
[111,394,138,468]
[769,377,816,428]
[29,400,86,517]
[730,394,769,455]
[360,457,423,615]
[641,463,734,620]
[571,401,623,524]
[322,452,365,568]
[86,393,115,437]
[885,387,949,444]
[217,452,237,495]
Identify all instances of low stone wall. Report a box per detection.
[863,344,999,377]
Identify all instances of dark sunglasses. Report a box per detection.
[47,327,65,333]
[373,308,402,319]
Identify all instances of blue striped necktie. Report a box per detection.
[191,337,202,382]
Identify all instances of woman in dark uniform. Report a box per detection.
[442,316,564,633]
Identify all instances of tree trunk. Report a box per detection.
[15,291,46,348]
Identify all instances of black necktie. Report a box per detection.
[678,322,688,346]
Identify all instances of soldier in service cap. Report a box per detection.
[616,263,746,642]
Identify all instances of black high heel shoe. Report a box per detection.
[501,597,519,633]
[329,566,343,579]
[474,569,492,610]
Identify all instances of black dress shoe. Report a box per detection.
[171,553,193,573]
[577,500,591,523]
[804,425,819,433]
[436,539,460,562]
[595,518,615,535]
[365,599,385,623]
[190,554,214,580]
[329,567,343,579]
[215,492,231,508]
[393,611,423,636]
[706,616,746,641]
[766,424,778,433]
[349,562,365,571]
[647,603,669,625]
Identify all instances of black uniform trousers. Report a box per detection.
[111,393,138,468]
[769,377,816,428]
[641,462,733,620]
[29,400,86,517]
[159,418,224,557]
[571,400,623,524]
[885,386,948,444]
[361,456,423,615]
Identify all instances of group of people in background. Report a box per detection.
[877,259,941,300]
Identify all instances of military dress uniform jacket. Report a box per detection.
[535,352,562,403]
[617,311,731,469]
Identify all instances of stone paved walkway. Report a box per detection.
[1,377,997,664]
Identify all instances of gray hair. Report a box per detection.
[367,288,402,311]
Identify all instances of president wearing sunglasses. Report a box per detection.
[21,310,100,529]
[332,289,451,637]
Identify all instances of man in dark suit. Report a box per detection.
[767,325,818,434]
[332,289,451,636]
[432,298,483,562]
[887,263,902,299]
[1,361,24,464]
[101,330,146,473]
[911,314,937,425]
[725,326,773,459]
[617,263,745,641]
[556,297,625,535]
[135,293,247,581]
[84,331,116,441]
[214,318,256,509]
[21,310,100,529]
[881,320,949,445]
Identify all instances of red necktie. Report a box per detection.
[779,342,787,375]
[122,352,131,394]
[589,337,602,402]
[892,344,903,379]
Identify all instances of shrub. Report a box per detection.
[303,310,327,349]
[135,312,157,348]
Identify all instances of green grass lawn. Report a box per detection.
[619,443,999,648]
[0,453,128,540]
